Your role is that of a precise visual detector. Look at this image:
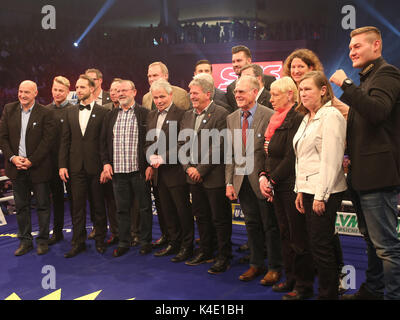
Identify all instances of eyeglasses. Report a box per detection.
[233,89,252,95]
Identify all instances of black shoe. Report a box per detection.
[154,244,179,257]
[106,235,119,246]
[113,246,129,257]
[341,283,384,300]
[152,235,168,248]
[171,247,193,263]
[96,241,107,254]
[282,290,314,300]
[14,243,34,256]
[37,243,49,255]
[48,232,64,246]
[208,258,230,274]
[139,244,153,255]
[272,281,295,293]
[64,243,86,258]
[185,252,215,266]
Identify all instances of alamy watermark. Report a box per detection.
[41,265,56,290]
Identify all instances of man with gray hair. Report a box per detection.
[145,79,194,262]
[240,64,272,109]
[179,73,232,274]
[226,75,282,285]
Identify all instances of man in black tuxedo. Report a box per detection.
[100,80,153,257]
[145,79,194,262]
[0,80,55,256]
[45,76,73,245]
[59,74,109,258]
[179,73,232,274]
[226,45,275,111]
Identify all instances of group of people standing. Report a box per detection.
[0,25,399,300]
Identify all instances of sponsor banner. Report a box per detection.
[212,61,283,92]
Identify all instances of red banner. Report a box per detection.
[212,61,283,92]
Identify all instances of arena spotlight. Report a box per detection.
[73,0,116,47]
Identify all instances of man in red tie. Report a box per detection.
[225,75,282,285]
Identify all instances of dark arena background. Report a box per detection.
[0,0,399,309]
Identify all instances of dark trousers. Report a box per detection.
[152,185,168,238]
[49,171,66,234]
[303,192,344,300]
[273,190,314,293]
[69,170,107,245]
[112,172,153,248]
[103,181,118,237]
[158,176,194,250]
[190,184,232,259]
[12,171,51,245]
[238,176,282,271]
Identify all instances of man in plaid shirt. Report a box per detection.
[101,80,153,257]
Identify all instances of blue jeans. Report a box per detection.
[356,187,400,300]
[112,172,153,248]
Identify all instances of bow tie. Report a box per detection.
[79,104,91,111]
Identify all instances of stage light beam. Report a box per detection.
[73,0,116,47]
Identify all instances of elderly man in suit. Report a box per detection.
[142,62,190,111]
[225,45,275,111]
[193,59,233,113]
[330,26,400,300]
[59,74,109,258]
[179,73,232,274]
[226,75,282,285]
[145,79,194,262]
[100,80,153,257]
[45,76,73,245]
[0,80,55,256]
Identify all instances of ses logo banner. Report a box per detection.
[212,61,283,92]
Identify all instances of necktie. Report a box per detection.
[242,110,250,148]
[79,104,91,111]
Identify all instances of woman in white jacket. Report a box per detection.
[293,71,347,300]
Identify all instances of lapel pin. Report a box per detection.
[33,122,37,127]
[203,119,207,123]
[92,114,96,118]
[166,120,169,124]
[257,133,261,137]
[60,119,64,123]
[208,113,211,117]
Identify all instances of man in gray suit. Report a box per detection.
[226,75,282,285]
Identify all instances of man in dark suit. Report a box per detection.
[330,26,400,300]
[100,79,153,257]
[240,64,273,109]
[179,73,232,274]
[145,79,194,262]
[85,68,111,106]
[59,74,108,258]
[0,80,55,256]
[193,59,233,113]
[45,76,73,245]
[226,75,282,285]
[226,46,275,111]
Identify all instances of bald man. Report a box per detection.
[0,80,55,256]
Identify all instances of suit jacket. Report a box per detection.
[341,57,400,191]
[101,103,149,177]
[59,103,109,175]
[145,104,187,187]
[179,102,229,188]
[45,102,73,171]
[142,85,190,111]
[0,101,55,183]
[214,87,233,113]
[226,74,276,111]
[257,87,273,109]
[102,101,118,111]
[225,103,274,199]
